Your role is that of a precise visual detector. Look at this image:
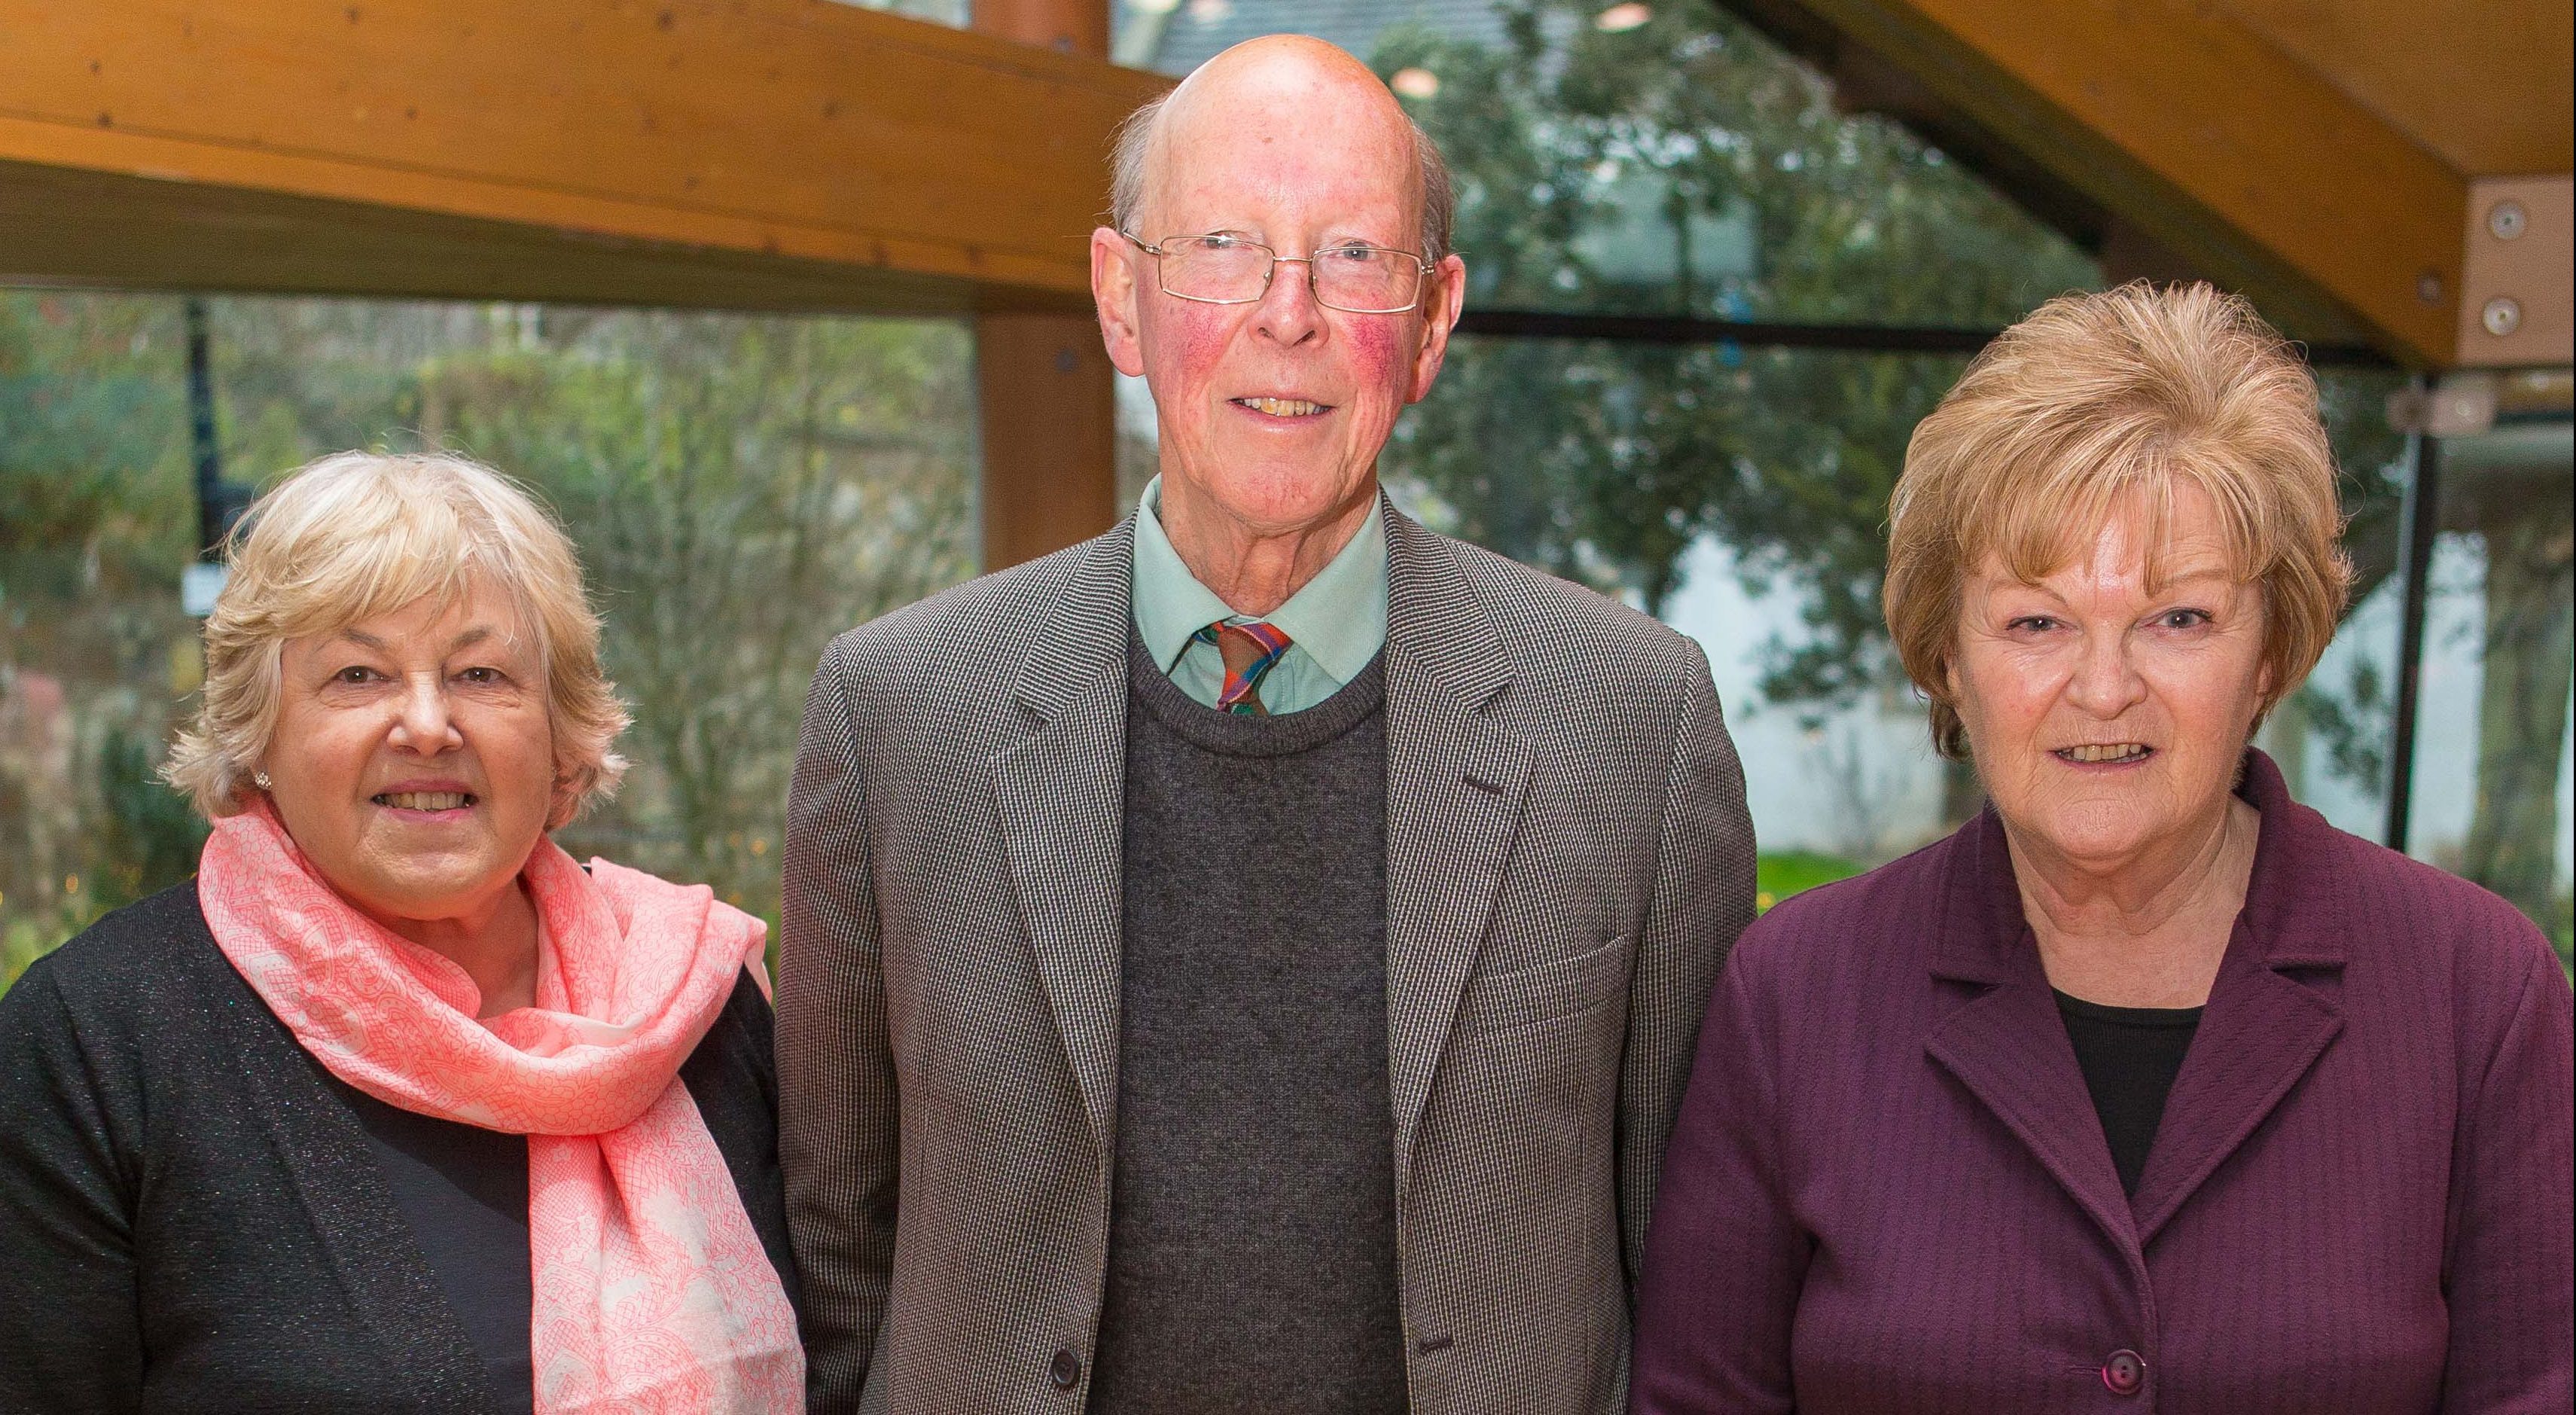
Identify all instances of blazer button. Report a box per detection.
[1049,1349,1083,1391]
[2101,1349,2146,1396]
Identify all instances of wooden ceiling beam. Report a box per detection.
[0,0,1169,311]
[0,156,1003,315]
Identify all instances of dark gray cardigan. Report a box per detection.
[0,880,797,1414]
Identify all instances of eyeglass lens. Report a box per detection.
[1157,236,1422,312]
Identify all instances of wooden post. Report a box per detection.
[975,314,1122,568]
[973,0,1122,569]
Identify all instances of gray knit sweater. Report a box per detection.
[1088,636,1406,1414]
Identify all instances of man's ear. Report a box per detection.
[1093,227,1148,378]
[1407,252,1469,404]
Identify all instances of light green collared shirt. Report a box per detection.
[1129,475,1390,715]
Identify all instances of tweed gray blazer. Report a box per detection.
[778,502,1756,1415]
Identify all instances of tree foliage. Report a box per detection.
[1374,0,2412,746]
[419,310,976,922]
[2,293,975,981]
[1374,0,2087,710]
[1,293,200,974]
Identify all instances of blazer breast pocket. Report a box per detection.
[1459,934,1633,1037]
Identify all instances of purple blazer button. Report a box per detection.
[2102,1349,2146,1395]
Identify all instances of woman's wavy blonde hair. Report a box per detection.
[1884,282,2352,759]
[164,451,629,825]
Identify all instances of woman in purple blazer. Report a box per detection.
[1632,283,2573,1414]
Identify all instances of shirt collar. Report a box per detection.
[1129,474,1390,682]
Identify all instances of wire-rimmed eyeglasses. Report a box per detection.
[1120,230,1433,315]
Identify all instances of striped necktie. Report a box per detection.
[1193,620,1293,715]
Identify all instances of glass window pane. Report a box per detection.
[1118,0,2099,326]
[2255,366,2411,840]
[1390,340,2437,913]
[2,291,193,983]
[2403,398,2575,965]
[2,291,977,987]
[1385,334,1975,907]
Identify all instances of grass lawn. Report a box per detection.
[1756,850,1867,914]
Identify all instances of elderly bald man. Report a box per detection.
[778,35,1754,1415]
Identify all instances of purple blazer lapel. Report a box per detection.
[2130,752,2349,1245]
[1923,810,2140,1253]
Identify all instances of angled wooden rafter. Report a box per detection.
[1736,0,2571,369]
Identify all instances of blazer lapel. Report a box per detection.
[1923,813,2140,1252]
[1381,507,1535,1187]
[2129,752,2347,1245]
[1925,753,2352,1255]
[991,522,1136,1159]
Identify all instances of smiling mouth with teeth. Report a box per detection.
[1233,396,1330,417]
[2056,743,2151,765]
[374,791,475,811]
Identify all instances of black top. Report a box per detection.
[1089,638,1407,1414]
[0,880,797,1415]
[2054,989,2204,1196]
[333,1081,540,1415]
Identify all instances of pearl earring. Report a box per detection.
[253,770,273,791]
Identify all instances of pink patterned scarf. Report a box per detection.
[198,801,805,1413]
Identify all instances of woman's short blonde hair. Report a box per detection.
[1884,281,2352,759]
[165,451,630,822]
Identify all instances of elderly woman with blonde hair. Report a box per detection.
[0,453,803,1413]
[1634,284,2571,1413]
